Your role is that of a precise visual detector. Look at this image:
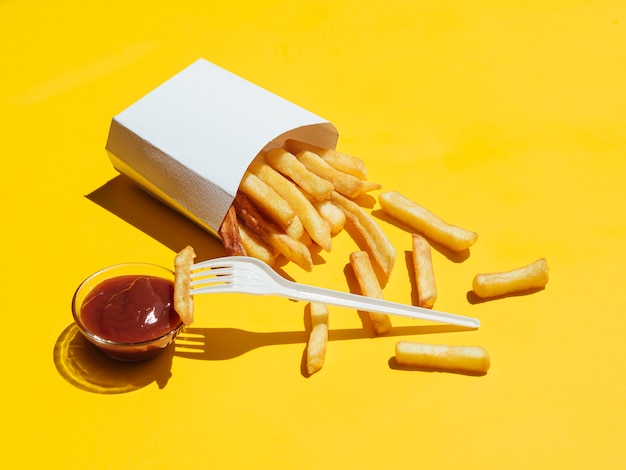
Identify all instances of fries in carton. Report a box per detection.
[105,58,338,237]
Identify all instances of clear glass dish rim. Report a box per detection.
[71,262,184,348]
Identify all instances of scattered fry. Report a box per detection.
[306,302,329,375]
[411,233,437,308]
[379,191,478,252]
[174,245,196,325]
[472,258,549,299]
[349,251,392,335]
[395,341,490,374]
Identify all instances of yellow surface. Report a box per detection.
[1,1,625,468]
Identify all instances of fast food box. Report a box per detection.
[105,58,338,237]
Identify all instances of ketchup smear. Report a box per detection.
[80,275,181,343]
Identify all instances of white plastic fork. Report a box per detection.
[190,256,480,328]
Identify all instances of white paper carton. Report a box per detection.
[106,58,338,237]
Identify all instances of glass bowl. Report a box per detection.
[71,263,184,361]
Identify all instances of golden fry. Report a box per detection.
[359,180,382,193]
[411,233,437,308]
[174,245,196,325]
[395,341,490,374]
[284,214,306,243]
[332,191,396,278]
[349,251,392,335]
[296,150,365,198]
[379,191,478,252]
[248,157,332,251]
[313,199,346,236]
[472,258,549,299]
[306,302,329,375]
[264,148,333,201]
[283,139,368,180]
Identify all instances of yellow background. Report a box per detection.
[1,1,625,468]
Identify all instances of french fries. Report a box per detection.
[247,157,332,252]
[264,147,333,201]
[198,137,547,377]
[411,233,437,308]
[226,141,392,278]
[379,191,478,252]
[237,223,276,266]
[174,245,196,325]
[306,302,329,375]
[296,150,366,199]
[283,139,369,180]
[472,258,549,299]
[233,193,313,271]
[395,341,490,374]
[238,171,297,233]
[349,251,392,335]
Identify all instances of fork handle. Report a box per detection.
[275,280,480,328]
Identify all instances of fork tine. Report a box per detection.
[191,284,232,295]
[191,267,234,291]
[190,266,233,279]
[192,259,233,270]
[191,276,232,288]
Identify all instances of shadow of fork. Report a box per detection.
[174,323,476,361]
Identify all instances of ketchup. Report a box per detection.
[80,275,181,343]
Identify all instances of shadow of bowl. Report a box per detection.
[53,323,176,394]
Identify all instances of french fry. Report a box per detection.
[395,341,490,374]
[359,180,382,193]
[349,251,392,335]
[285,214,306,243]
[234,192,313,271]
[218,205,246,256]
[411,233,437,308]
[248,158,332,251]
[379,191,478,252]
[263,148,334,201]
[332,191,396,278]
[472,258,549,299]
[306,302,329,375]
[239,171,297,232]
[174,245,196,325]
[296,150,366,199]
[238,223,276,267]
[313,199,346,236]
[283,139,368,180]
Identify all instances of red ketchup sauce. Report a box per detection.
[80,275,181,343]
